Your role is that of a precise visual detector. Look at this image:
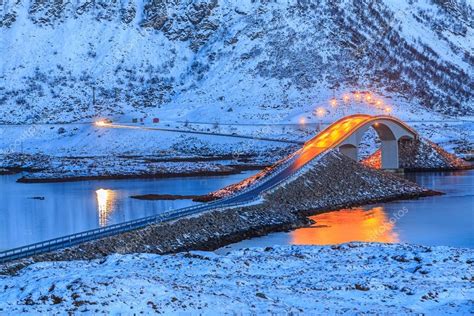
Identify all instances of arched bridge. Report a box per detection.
[303,114,418,169]
[209,114,419,205]
[0,114,420,263]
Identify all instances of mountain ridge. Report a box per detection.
[0,0,473,124]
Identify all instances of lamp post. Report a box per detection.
[342,94,350,115]
[315,107,326,131]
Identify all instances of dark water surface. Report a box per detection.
[219,170,474,252]
[0,171,257,251]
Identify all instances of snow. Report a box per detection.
[0,0,472,173]
[0,243,472,314]
[1,0,472,125]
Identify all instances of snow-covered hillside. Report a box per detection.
[0,0,473,124]
[0,244,472,314]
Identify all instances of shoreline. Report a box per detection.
[5,161,472,183]
[0,188,440,276]
[13,164,268,183]
[1,243,472,314]
[166,189,443,254]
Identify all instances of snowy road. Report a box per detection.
[97,121,304,144]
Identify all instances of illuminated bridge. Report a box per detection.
[0,114,419,263]
[302,114,418,169]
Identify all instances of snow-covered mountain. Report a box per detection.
[0,0,473,124]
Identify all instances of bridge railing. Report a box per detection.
[0,197,260,264]
[258,147,332,197]
[225,148,302,197]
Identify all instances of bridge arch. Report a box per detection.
[337,117,416,169]
[303,115,418,170]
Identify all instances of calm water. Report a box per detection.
[219,170,474,251]
[2,170,473,252]
[0,171,257,251]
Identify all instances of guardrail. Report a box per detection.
[0,197,259,264]
[0,150,298,264]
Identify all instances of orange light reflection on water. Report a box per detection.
[291,207,399,245]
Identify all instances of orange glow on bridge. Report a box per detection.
[292,115,370,169]
[292,114,417,171]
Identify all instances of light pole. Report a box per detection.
[315,107,326,131]
[342,94,350,115]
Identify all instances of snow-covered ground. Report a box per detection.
[0,243,472,314]
[0,117,471,181]
[0,118,471,158]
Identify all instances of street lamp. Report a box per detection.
[329,98,337,108]
[384,106,392,115]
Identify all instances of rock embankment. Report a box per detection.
[262,151,438,213]
[363,138,471,170]
[1,151,436,274]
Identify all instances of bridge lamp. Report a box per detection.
[316,107,326,118]
[375,100,383,108]
[354,92,362,101]
[343,94,350,103]
[315,107,326,131]
[365,93,373,103]
[384,106,392,115]
[329,98,338,108]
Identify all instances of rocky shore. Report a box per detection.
[0,151,437,275]
[0,154,270,183]
[0,168,18,175]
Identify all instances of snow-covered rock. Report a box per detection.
[0,243,472,314]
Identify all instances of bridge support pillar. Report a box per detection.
[381,140,399,169]
[339,145,358,161]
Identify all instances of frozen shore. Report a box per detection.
[0,243,472,314]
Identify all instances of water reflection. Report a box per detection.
[291,207,399,245]
[96,189,117,227]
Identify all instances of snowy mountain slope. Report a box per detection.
[0,0,473,124]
